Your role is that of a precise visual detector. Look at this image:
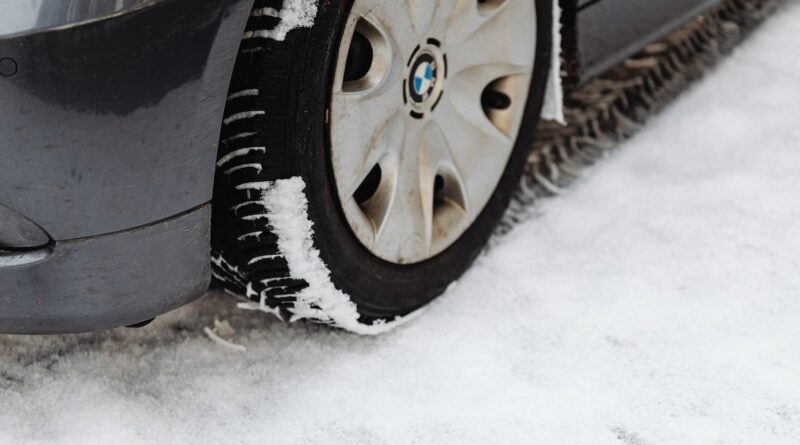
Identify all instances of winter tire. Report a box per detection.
[211,0,553,333]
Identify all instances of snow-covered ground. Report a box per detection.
[3,3,800,444]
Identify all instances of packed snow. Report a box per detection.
[2,2,800,444]
[239,178,419,334]
[244,0,318,41]
[541,0,565,123]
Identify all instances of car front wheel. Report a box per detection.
[211,0,552,333]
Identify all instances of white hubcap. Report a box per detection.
[330,0,538,264]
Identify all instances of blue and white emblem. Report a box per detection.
[413,62,435,97]
[408,52,438,104]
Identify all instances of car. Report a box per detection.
[0,0,722,334]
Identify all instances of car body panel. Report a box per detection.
[562,0,723,85]
[0,204,49,248]
[0,0,176,39]
[0,0,253,240]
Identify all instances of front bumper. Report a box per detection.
[0,0,254,333]
[0,206,211,334]
[0,0,230,240]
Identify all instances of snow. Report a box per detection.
[216,178,417,332]
[244,0,318,41]
[541,0,565,123]
[2,3,800,444]
[257,178,418,334]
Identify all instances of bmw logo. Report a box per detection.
[408,52,438,104]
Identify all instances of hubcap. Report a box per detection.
[330,0,537,264]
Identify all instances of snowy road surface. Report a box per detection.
[3,3,800,444]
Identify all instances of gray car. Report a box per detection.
[0,0,722,334]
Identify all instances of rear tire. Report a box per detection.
[211,0,552,332]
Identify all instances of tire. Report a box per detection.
[211,0,552,333]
